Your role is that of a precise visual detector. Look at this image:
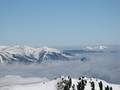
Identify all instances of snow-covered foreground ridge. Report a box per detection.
[0,75,120,90]
[0,45,71,64]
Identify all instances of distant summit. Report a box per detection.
[86,45,108,50]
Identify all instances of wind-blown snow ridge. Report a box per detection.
[0,45,70,64]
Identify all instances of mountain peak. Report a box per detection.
[41,46,60,53]
[86,45,108,50]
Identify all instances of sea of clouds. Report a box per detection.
[0,50,120,84]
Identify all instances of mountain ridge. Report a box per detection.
[0,45,71,64]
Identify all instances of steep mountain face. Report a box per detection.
[0,46,70,64]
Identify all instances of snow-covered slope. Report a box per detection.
[0,45,70,64]
[57,76,120,90]
[0,76,119,90]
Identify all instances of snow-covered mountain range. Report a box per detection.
[0,75,119,90]
[0,45,110,64]
[0,45,71,64]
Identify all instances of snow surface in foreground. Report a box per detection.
[0,75,120,90]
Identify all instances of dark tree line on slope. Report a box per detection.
[77,76,87,90]
[57,76,113,90]
[90,81,95,90]
[98,81,113,90]
[57,76,72,90]
[63,76,72,90]
[105,85,113,90]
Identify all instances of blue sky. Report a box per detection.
[0,0,120,46]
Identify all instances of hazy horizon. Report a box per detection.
[0,0,120,46]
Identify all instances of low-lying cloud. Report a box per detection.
[0,52,120,84]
